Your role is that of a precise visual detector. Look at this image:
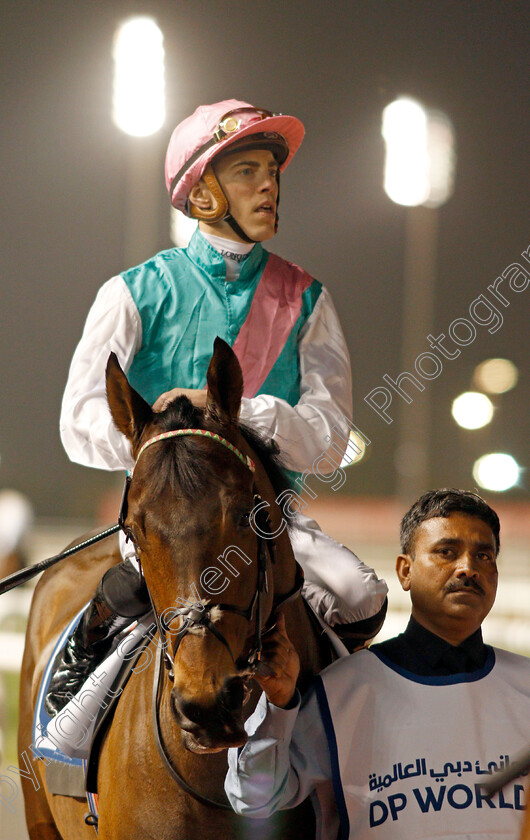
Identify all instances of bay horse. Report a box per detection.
[18,338,331,839]
[522,795,530,839]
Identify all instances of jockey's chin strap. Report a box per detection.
[119,428,304,679]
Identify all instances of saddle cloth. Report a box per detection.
[33,608,155,770]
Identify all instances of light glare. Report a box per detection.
[113,17,166,137]
[170,207,198,247]
[473,358,519,394]
[473,453,520,492]
[382,98,429,206]
[423,110,456,208]
[340,430,367,468]
[451,392,494,430]
[382,97,455,207]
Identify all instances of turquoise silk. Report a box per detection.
[122,230,322,407]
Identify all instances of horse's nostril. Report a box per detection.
[179,699,205,725]
[221,677,245,713]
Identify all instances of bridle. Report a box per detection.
[120,427,303,678]
[149,485,278,679]
[119,425,304,809]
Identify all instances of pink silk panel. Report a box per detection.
[232,253,313,398]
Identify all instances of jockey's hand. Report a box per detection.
[153,387,208,413]
[254,611,300,709]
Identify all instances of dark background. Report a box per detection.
[1,0,528,518]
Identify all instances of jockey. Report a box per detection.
[45,100,388,716]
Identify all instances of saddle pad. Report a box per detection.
[33,607,153,763]
[33,604,88,767]
[45,760,87,797]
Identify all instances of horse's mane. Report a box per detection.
[146,396,293,504]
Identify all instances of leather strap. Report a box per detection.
[152,644,233,810]
[189,164,228,223]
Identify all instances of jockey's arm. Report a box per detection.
[238,286,353,473]
[61,278,352,475]
[60,277,140,471]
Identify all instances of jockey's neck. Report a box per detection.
[200,231,254,281]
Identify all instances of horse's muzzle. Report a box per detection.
[171,676,249,751]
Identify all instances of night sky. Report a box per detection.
[1,0,528,517]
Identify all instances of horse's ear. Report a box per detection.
[205,337,243,425]
[105,353,153,449]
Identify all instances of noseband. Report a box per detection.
[120,428,303,678]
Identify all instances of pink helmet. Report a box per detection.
[165,99,305,215]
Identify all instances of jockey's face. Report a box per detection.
[209,148,279,243]
[396,512,498,646]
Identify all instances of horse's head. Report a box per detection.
[106,338,297,752]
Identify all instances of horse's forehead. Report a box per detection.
[130,464,254,512]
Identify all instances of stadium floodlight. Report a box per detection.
[382,97,455,207]
[473,453,521,492]
[451,392,494,430]
[113,17,166,137]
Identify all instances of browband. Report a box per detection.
[134,429,255,474]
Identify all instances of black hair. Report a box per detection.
[400,488,500,556]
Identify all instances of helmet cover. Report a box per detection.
[165,99,305,214]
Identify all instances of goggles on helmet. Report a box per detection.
[170,107,284,199]
[213,107,275,142]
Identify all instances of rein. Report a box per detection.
[0,525,121,596]
[151,644,232,810]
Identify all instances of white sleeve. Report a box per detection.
[59,276,142,472]
[238,286,353,473]
[225,688,331,818]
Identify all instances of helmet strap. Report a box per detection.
[224,214,257,244]
[189,165,228,223]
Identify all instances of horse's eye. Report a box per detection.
[239,512,251,528]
